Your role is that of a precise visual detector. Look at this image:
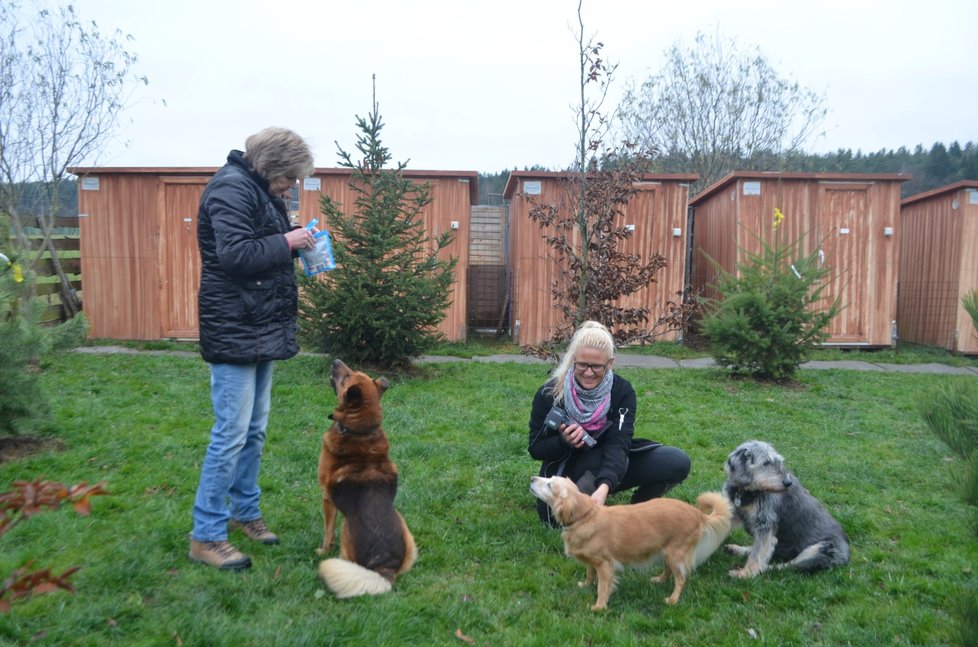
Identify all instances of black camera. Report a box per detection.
[543,405,568,431]
[544,405,597,447]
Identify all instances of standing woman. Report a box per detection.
[528,321,691,526]
[189,127,315,570]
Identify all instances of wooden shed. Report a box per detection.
[503,171,697,346]
[898,180,978,354]
[70,167,215,340]
[688,171,910,347]
[70,166,477,342]
[296,168,477,342]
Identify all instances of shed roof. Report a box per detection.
[68,166,480,205]
[900,180,978,207]
[69,167,218,176]
[502,170,699,199]
[689,171,912,207]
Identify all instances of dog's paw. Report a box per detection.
[728,567,758,579]
[725,543,750,556]
[590,602,607,612]
[577,580,588,589]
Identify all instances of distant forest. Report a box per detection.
[13,180,80,217]
[11,141,976,216]
[477,141,978,204]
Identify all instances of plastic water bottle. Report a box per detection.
[298,219,336,277]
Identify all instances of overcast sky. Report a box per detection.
[67,0,977,173]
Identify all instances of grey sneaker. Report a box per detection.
[230,517,280,545]
[188,539,252,570]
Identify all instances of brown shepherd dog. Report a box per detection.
[317,359,417,598]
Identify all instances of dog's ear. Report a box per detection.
[550,477,566,498]
[374,376,389,398]
[552,478,579,523]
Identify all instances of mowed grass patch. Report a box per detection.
[0,352,974,645]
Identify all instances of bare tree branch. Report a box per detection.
[618,31,827,193]
[520,3,691,357]
[0,1,150,318]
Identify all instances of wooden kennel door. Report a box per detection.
[817,183,870,343]
[160,178,207,339]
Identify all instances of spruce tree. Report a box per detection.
[0,213,86,435]
[701,210,839,380]
[298,94,457,370]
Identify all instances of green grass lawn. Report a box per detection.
[1,353,976,645]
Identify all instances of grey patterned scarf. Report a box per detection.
[562,369,614,432]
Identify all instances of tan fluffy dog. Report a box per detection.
[317,359,417,598]
[530,475,732,611]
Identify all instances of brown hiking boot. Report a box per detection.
[188,539,252,570]
[229,517,280,545]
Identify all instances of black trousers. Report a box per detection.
[536,443,691,526]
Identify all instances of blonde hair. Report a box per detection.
[243,127,314,181]
[548,321,615,403]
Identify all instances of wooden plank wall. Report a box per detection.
[690,174,904,347]
[958,189,978,354]
[75,167,475,342]
[899,184,978,353]
[78,174,164,339]
[616,181,690,338]
[689,183,740,302]
[469,205,506,264]
[507,177,566,345]
[506,174,692,346]
[298,170,474,341]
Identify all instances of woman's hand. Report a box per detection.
[560,422,586,449]
[284,228,314,251]
[591,483,609,506]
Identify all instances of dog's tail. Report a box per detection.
[318,559,393,598]
[692,491,734,568]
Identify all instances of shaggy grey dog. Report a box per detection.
[723,440,850,577]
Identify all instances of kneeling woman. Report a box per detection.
[528,321,691,526]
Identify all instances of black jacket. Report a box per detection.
[528,374,637,491]
[197,150,299,364]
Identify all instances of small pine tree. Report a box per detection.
[701,210,839,380]
[0,214,86,435]
[298,92,457,370]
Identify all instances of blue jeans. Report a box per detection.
[191,361,275,542]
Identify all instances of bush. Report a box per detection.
[0,221,86,436]
[700,213,838,380]
[919,290,978,646]
[297,99,456,371]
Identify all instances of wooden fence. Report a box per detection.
[11,216,82,324]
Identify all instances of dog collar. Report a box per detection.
[337,424,379,436]
[729,487,758,507]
